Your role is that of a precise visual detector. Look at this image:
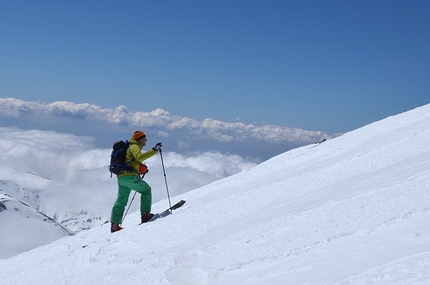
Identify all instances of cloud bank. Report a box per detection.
[0,98,332,161]
[1,97,320,142]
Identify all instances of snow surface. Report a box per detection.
[1,105,430,284]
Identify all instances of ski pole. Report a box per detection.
[121,191,137,225]
[159,148,173,212]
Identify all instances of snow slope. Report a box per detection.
[1,104,430,284]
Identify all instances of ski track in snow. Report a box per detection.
[1,105,430,284]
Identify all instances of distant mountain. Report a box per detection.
[0,166,108,259]
[0,190,72,259]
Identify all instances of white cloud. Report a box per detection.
[0,98,330,146]
[157,131,170,138]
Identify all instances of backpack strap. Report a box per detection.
[118,148,137,175]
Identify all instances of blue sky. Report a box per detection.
[1,1,429,133]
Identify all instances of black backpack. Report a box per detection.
[109,140,134,176]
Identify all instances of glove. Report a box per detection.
[139,164,149,174]
[152,142,162,152]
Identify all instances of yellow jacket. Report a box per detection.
[117,137,158,177]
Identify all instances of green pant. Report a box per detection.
[110,175,152,225]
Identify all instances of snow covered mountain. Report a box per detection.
[0,166,107,258]
[0,189,73,259]
[1,104,430,284]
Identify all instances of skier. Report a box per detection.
[110,130,162,233]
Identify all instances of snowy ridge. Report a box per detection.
[0,190,73,259]
[0,165,106,257]
[1,105,430,284]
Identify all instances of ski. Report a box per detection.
[141,199,186,224]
